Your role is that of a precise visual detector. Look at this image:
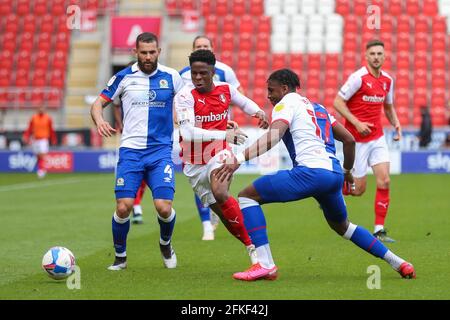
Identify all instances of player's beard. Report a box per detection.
[138,59,157,74]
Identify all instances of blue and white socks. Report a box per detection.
[158,208,176,245]
[343,222,405,270]
[112,211,130,257]
[239,197,275,269]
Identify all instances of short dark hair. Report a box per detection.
[268,69,301,90]
[366,39,384,50]
[192,35,213,49]
[189,49,216,66]
[136,32,158,48]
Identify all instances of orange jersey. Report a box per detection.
[23,113,57,143]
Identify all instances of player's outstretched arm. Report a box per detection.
[90,96,116,137]
[215,120,288,182]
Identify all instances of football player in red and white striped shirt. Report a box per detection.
[334,40,402,243]
[175,49,269,269]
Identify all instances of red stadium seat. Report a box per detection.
[430,107,447,126]
[272,53,287,70]
[431,70,447,89]
[16,0,30,16]
[431,51,447,69]
[432,16,447,33]
[413,51,428,69]
[389,0,403,16]
[239,15,254,33]
[249,0,264,16]
[335,0,351,15]
[254,51,269,70]
[414,15,430,33]
[199,0,211,16]
[222,14,235,34]
[432,33,447,51]
[256,16,271,34]
[344,15,360,34]
[422,0,439,16]
[414,32,429,51]
[205,15,219,34]
[353,0,367,15]
[232,0,246,16]
[290,54,304,70]
[396,69,410,89]
[405,0,420,15]
[0,3,12,15]
[220,33,235,52]
[236,51,251,70]
[307,54,322,70]
[31,90,45,107]
[380,15,394,33]
[219,50,233,67]
[431,89,446,107]
[239,32,253,51]
[396,15,411,33]
[413,69,428,90]
[325,54,340,70]
[180,0,196,11]
[396,32,410,52]
[215,0,228,16]
[34,0,48,15]
[255,33,270,52]
[51,0,66,16]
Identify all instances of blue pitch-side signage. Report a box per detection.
[401,151,450,173]
[0,150,184,173]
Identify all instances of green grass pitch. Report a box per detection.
[0,172,449,300]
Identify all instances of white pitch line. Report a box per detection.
[0,176,111,192]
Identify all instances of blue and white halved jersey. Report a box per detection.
[271,93,341,173]
[100,63,184,151]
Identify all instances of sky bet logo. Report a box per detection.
[427,153,450,172]
[9,153,37,172]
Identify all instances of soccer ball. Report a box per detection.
[42,246,76,280]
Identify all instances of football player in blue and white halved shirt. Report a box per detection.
[216,69,415,281]
[90,32,184,271]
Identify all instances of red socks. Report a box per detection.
[134,181,146,205]
[37,156,45,171]
[375,188,390,225]
[219,196,252,246]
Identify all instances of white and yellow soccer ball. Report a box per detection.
[42,246,76,280]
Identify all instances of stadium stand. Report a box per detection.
[0,0,112,111]
[167,0,449,127]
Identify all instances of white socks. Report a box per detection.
[374,224,384,233]
[256,244,275,269]
[383,250,405,270]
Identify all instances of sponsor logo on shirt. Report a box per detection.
[274,103,285,112]
[195,110,228,123]
[219,93,227,104]
[362,95,385,103]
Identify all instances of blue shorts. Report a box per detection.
[115,147,175,200]
[253,166,348,223]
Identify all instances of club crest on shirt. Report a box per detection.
[219,93,227,104]
[383,82,387,91]
[159,79,169,88]
[116,178,124,186]
[213,74,220,81]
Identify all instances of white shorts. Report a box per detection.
[183,149,232,207]
[32,139,49,155]
[353,136,390,178]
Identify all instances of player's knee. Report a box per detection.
[116,202,132,218]
[377,177,390,189]
[155,203,172,218]
[352,186,366,196]
[212,189,228,205]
